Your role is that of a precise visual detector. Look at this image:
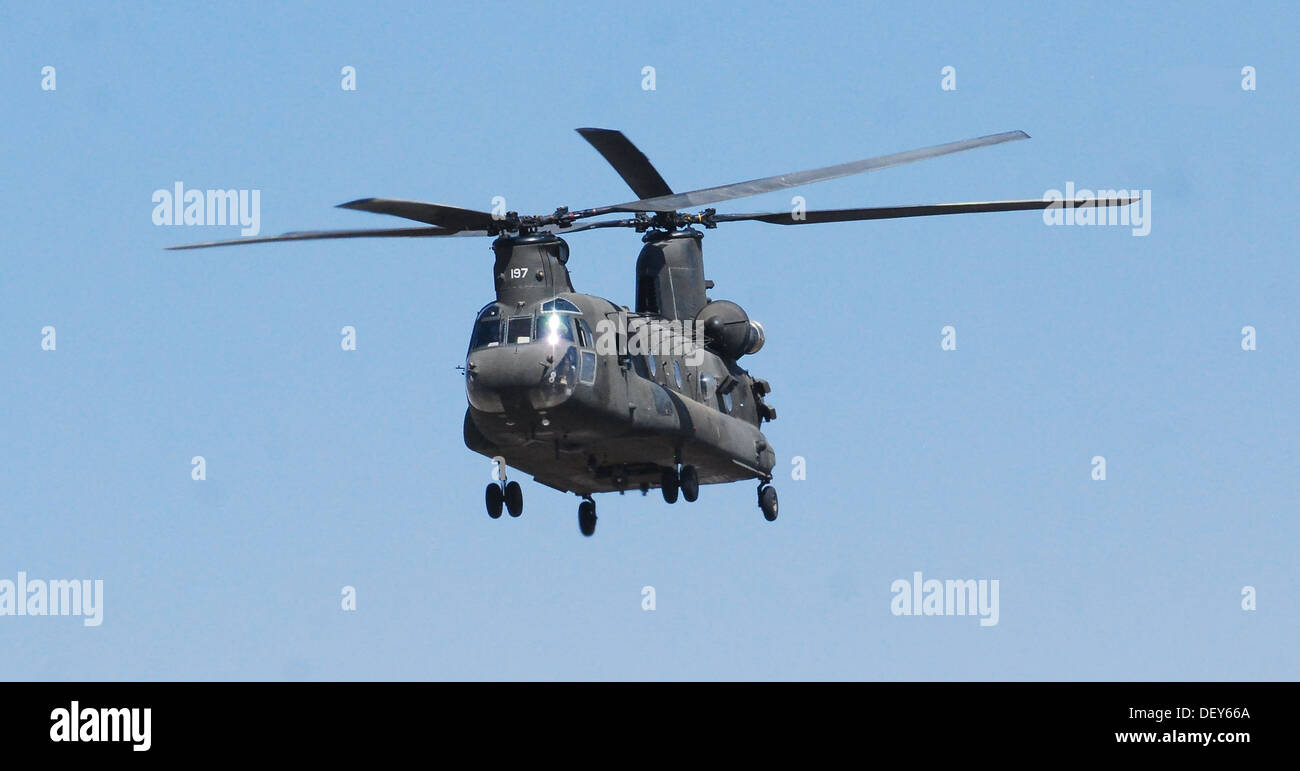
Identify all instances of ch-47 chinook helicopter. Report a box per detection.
[171,127,1137,536]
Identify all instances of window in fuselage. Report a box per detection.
[535,312,575,346]
[541,298,581,314]
[507,316,533,344]
[470,319,502,349]
[469,305,504,350]
[575,318,595,348]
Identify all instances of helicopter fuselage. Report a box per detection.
[463,289,775,496]
[461,232,775,497]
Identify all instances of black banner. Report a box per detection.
[0,682,1288,758]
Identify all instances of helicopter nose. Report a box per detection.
[466,346,538,390]
[465,343,578,412]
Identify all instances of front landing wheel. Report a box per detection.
[504,481,523,517]
[679,465,699,503]
[578,499,597,537]
[661,468,679,504]
[759,485,778,522]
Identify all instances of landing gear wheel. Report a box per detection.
[578,499,597,537]
[759,485,778,522]
[679,464,699,503]
[504,481,523,517]
[485,483,503,519]
[661,468,679,504]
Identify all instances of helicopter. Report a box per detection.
[170,127,1138,536]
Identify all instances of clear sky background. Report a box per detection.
[1,2,1295,680]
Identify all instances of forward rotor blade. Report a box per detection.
[608,131,1031,213]
[576,128,674,200]
[337,198,497,231]
[713,195,1141,225]
[166,226,484,250]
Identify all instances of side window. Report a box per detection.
[470,305,504,350]
[672,361,683,389]
[507,316,532,344]
[576,319,595,348]
[647,355,657,378]
[470,319,502,350]
[579,351,597,384]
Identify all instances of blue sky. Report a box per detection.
[1,1,1295,680]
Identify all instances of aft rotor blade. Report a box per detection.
[607,131,1031,213]
[166,226,484,250]
[337,198,497,231]
[713,195,1141,225]
[576,128,674,200]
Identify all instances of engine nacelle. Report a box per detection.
[695,300,765,359]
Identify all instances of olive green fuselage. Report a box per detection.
[462,232,775,496]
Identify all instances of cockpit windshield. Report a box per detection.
[506,316,533,344]
[469,305,504,350]
[535,312,575,345]
[471,301,582,351]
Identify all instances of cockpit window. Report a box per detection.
[469,305,504,350]
[535,312,575,345]
[541,298,581,314]
[575,319,595,348]
[507,316,533,344]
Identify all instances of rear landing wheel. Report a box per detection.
[485,483,503,519]
[578,499,597,537]
[504,481,523,517]
[661,468,679,504]
[759,485,778,522]
[679,465,699,503]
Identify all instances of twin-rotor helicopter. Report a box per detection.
[171,127,1136,536]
